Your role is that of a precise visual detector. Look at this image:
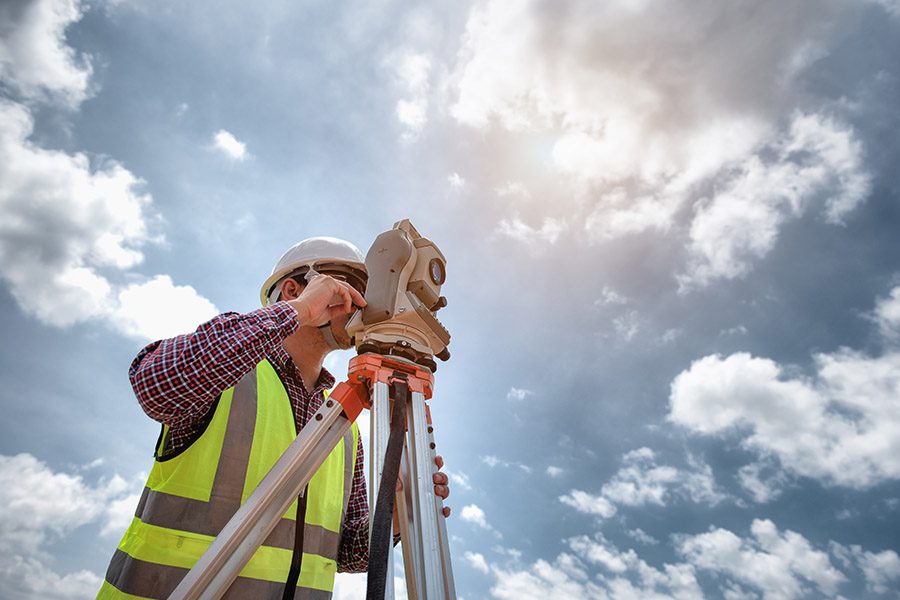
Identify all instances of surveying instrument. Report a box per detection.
[168,220,456,600]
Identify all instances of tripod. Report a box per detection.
[167,353,456,600]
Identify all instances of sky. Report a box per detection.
[1,0,900,598]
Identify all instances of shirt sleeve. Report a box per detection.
[130,302,299,433]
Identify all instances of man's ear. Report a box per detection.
[280,278,304,301]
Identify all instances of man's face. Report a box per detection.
[328,311,354,349]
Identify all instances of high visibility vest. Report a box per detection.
[97,360,359,600]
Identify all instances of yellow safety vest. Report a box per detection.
[97,360,359,600]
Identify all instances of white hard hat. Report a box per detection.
[260,236,367,306]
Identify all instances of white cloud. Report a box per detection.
[720,325,749,337]
[506,387,532,401]
[669,349,900,488]
[488,534,703,599]
[482,455,500,468]
[660,328,682,344]
[390,51,431,141]
[79,457,105,471]
[461,504,490,529]
[831,544,900,594]
[113,275,218,340]
[333,573,367,600]
[559,490,617,519]
[464,551,490,574]
[444,469,472,491]
[496,214,566,247]
[448,0,872,283]
[873,285,900,341]
[584,187,686,242]
[447,172,466,190]
[396,100,426,135]
[489,555,607,600]
[450,0,847,168]
[212,129,248,160]
[492,545,523,562]
[677,519,847,599]
[560,447,726,519]
[494,182,530,198]
[0,453,140,599]
[1,454,107,554]
[680,113,870,288]
[0,99,148,326]
[0,0,92,107]
[737,461,790,504]
[611,310,641,342]
[546,466,563,478]
[449,0,540,132]
[100,491,143,538]
[600,448,679,507]
[595,286,628,307]
[0,17,218,342]
[568,536,632,574]
[0,556,102,600]
[857,549,900,594]
[625,528,659,546]
[481,454,532,473]
[680,455,730,505]
[461,504,503,538]
[482,520,896,599]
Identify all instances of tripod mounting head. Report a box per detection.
[347,219,451,372]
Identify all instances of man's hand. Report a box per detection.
[287,275,366,327]
[433,455,451,518]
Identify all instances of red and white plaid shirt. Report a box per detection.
[129,302,371,572]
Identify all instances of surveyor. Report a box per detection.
[97,236,451,599]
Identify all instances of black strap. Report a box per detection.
[366,376,408,600]
[282,484,309,600]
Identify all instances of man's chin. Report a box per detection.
[331,329,353,350]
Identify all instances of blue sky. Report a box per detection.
[2,0,900,598]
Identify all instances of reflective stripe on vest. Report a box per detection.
[99,361,359,600]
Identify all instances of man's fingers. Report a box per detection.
[332,280,366,313]
[432,455,450,502]
[332,282,352,313]
[347,283,366,307]
[442,506,451,518]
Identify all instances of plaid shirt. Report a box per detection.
[129,302,371,572]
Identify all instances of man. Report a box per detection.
[98,237,450,599]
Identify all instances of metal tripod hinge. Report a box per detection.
[167,353,455,600]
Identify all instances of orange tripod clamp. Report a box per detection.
[328,353,435,423]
